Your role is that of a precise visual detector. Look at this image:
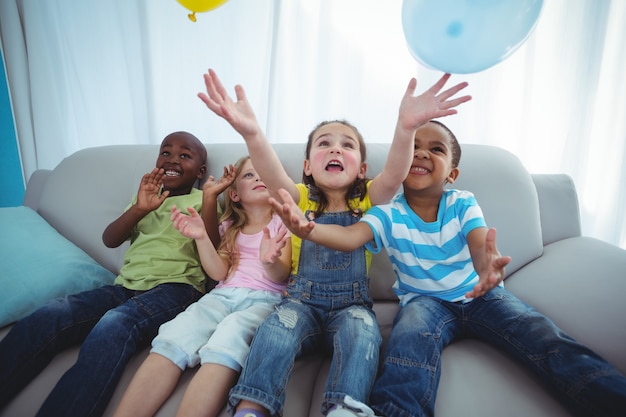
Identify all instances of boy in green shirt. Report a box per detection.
[0,131,213,417]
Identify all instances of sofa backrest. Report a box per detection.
[33,142,544,301]
[451,145,543,276]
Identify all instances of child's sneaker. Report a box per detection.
[326,396,378,417]
[233,409,265,417]
[327,405,361,417]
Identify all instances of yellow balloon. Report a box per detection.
[177,0,228,22]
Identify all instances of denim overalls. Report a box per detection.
[229,209,382,416]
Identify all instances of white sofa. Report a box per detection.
[1,142,625,417]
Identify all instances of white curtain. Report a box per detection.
[1,0,625,249]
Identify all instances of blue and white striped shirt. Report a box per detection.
[362,189,487,305]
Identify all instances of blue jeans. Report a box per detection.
[0,283,201,417]
[229,210,382,416]
[369,287,626,417]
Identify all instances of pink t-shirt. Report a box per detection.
[216,214,288,293]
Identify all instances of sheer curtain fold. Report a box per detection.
[0,0,624,249]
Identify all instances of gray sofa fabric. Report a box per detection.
[1,142,625,417]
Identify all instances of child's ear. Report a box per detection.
[196,164,207,180]
[303,159,312,176]
[229,188,240,202]
[446,167,460,184]
[358,162,367,179]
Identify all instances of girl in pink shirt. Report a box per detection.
[113,156,291,417]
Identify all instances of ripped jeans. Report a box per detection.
[228,281,381,416]
[229,210,382,417]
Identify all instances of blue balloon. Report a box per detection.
[402,0,544,74]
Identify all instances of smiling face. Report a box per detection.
[403,122,459,197]
[155,132,206,196]
[303,122,366,193]
[229,158,270,207]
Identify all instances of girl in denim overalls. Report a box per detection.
[199,69,471,417]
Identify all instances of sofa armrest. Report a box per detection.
[23,169,52,211]
[531,174,581,246]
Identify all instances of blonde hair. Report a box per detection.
[217,156,252,275]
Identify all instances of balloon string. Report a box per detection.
[188,12,197,22]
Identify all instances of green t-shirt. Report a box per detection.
[114,188,206,293]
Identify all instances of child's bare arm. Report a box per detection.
[201,164,237,247]
[269,188,373,252]
[198,69,299,201]
[369,74,472,205]
[465,227,512,299]
[171,206,230,281]
[102,168,170,248]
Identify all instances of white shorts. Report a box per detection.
[151,287,281,371]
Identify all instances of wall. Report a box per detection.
[0,45,24,207]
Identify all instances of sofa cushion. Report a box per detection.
[451,145,543,276]
[505,236,626,375]
[0,206,116,327]
[37,145,159,274]
[531,173,581,245]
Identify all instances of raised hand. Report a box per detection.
[203,164,237,198]
[465,228,511,299]
[268,189,316,240]
[136,168,170,213]
[170,206,207,240]
[398,73,471,132]
[259,223,289,265]
[198,69,262,138]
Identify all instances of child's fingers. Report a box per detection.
[484,228,497,252]
[438,81,470,101]
[199,72,223,110]
[495,256,512,270]
[499,255,511,266]
[140,171,151,186]
[143,167,161,185]
[268,197,283,213]
[465,283,482,299]
[275,224,289,241]
[404,77,418,97]
[170,205,180,218]
[427,73,452,94]
[276,188,295,204]
[209,68,230,99]
[234,84,248,103]
[204,71,222,101]
[171,214,183,230]
[440,94,472,111]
